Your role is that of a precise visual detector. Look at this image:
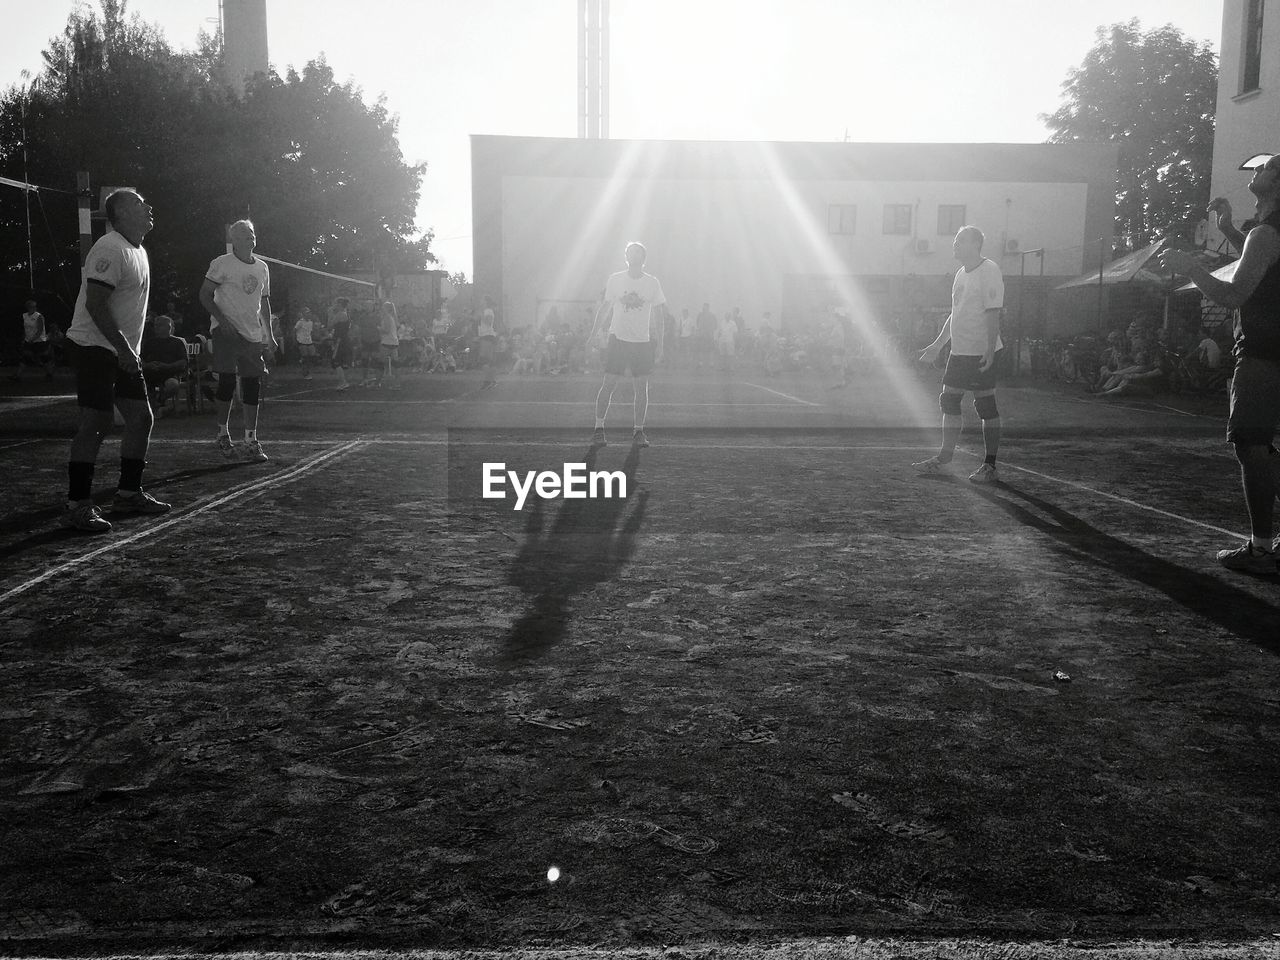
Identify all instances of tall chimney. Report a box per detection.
[221,0,269,97]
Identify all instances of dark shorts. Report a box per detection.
[212,326,269,376]
[943,351,1001,392]
[298,343,318,359]
[67,340,148,411]
[479,335,496,362]
[605,336,655,377]
[331,342,353,367]
[1227,356,1280,446]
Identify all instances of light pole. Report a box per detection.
[18,70,37,291]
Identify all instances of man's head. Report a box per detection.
[229,219,256,257]
[1248,152,1280,202]
[301,305,312,319]
[154,314,174,338]
[23,299,36,311]
[624,241,646,270]
[952,225,984,261]
[104,189,154,240]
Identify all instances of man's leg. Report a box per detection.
[241,376,267,461]
[939,387,964,461]
[594,372,619,446]
[632,375,651,446]
[969,390,1001,483]
[1238,443,1276,545]
[215,372,238,457]
[115,396,154,493]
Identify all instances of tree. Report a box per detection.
[1042,19,1217,253]
[0,0,433,323]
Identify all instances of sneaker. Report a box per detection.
[303,372,313,381]
[1217,542,1278,575]
[591,427,607,448]
[912,456,951,475]
[336,382,350,391]
[64,502,111,534]
[217,433,237,459]
[968,462,999,484]
[111,489,172,515]
[633,428,650,448]
[243,439,269,463]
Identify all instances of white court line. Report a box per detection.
[268,398,810,408]
[0,440,365,607]
[0,394,76,411]
[0,439,40,452]
[953,446,1246,540]
[737,381,821,407]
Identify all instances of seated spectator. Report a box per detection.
[1092,330,1132,391]
[141,315,189,415]
[1098,336,1166,397]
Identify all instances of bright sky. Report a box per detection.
[0,0,1223,277]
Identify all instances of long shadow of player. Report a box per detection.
[502,444,648,663]
[968,481,1280,654]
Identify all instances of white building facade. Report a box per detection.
[472,136,1116,335]
[1209,0,1279,238]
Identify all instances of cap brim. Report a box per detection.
[1240,152,1275,170]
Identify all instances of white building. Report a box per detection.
[472,136,1116,335]
[1209,0,1278,237]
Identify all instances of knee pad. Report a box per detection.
[241,377,261,406]
[215,374,237,402]
[939,391,962,416]
[974,393,1000,420]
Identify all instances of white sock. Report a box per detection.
[595,417,605,429]
[245,429,257,442]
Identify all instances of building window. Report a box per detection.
[827,204,856,235]
[883,204,912,235]
[938,204,966,236]
[1243,0,1265,94]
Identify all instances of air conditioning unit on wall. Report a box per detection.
[915,238,932,254]
[1005,238,1020,253]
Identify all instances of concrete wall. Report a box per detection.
[1209,0,1280,238]
[473,137,1117,333]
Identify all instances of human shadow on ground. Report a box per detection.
[0,461,252,560]
[503,444,648,663]
[968,480,1280,654]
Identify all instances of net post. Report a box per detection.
[76,171,92,274]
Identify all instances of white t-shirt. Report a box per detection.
[949,258,1004,356]
[603,270,666,343]
[23,311,46,343]
[206,253,271,342]
[1198,336,1223,369]
[68,230,151,355]
[294,318,314,345]
[478,307,497,338]
[679,313,696,337]
[380,312,400,346]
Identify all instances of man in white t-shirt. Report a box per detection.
[12,298,54,382]
[294,308,317,380]
[62,189,171,533]
[589,241,667,448]
[198,219,276,462]
[914,225,1005,483]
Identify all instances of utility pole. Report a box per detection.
[578,0,609,138]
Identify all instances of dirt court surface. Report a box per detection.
[1,361,1278,956]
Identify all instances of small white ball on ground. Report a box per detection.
[547,866,560,883]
